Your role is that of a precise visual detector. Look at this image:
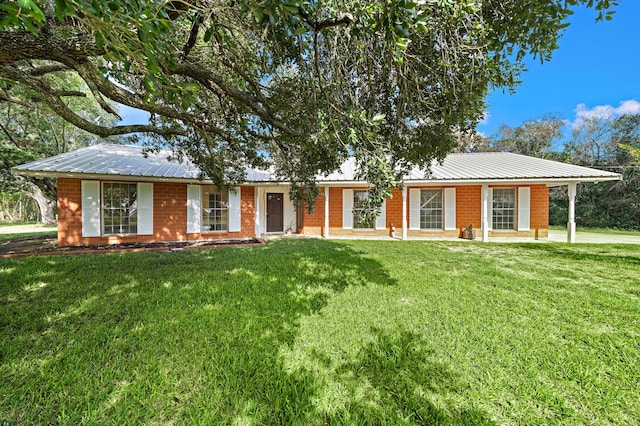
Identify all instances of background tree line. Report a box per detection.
[0,72,118,224]
[4,104,638,230]
[456,112,640,230]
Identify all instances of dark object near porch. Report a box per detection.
[462,225,476,240]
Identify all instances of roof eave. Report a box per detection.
[316,176,622,186]
[13,168,622,186]
[10,168,286,185]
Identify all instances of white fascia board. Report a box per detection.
[10,170,283,185]
[319,176,621,186]
[13,169,621,186]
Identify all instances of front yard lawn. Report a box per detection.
[1,240,638,424]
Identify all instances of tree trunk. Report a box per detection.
[21,182,56,225]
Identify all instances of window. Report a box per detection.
[420,189,443,229]
[103,182,138,235]
[492,188,516,230]
[202,187,228,231]
[353,190,374,229]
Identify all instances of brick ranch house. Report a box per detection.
[13,144,620,246]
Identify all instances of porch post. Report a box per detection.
[402,187,408,240]
[254,187,261,237]
[567,182,577,243]
[323,186,329,238]
[481,183,489,242]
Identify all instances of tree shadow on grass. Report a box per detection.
[325,327,496,425]
[508,242,640,266]
[0,238,399,424]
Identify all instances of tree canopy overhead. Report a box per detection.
[0,0,618,211]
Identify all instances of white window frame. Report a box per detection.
[409,187,456,231]
[491,188,516,230]
[342,189,386,230]
[187,185,241,234]
[352,189,375,229]
[419,189,443,230]
[102,181,139,235]
[201,187,229,232]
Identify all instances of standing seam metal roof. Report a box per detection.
[12,143,622,183]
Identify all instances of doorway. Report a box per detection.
[266,192,284,232]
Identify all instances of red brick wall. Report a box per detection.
[186,186,255,240]
[57,178,83,246]
[456,186,482,232]
[57,178,550,245]
[57,179,255,246]
[300,188,326,236]
[485,184,549,238]
[530,184,549,237]
[328,187,389,237]
[300,184,549,238]
[152,182,187,242]
[387,188,403,230]
[302,186,400,237]
[329,187,343,229]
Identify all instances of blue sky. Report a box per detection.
[477,1,640,141]
[120,2,640,145]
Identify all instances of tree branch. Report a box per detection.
[0,121,21,148]
[54,90,87,97]
[27,64,71,76]
[172,62,303,137]
[0,64,186,138]
[296,8,354,31]
[0,92,35,109]
[181,14,203,60]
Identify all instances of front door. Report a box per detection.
[266,193,284,232]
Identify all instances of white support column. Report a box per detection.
[254,188,261,237]
[567,182,577,243]
[402,187,408,240]
[481,184,490,242]
[323,186,330,238]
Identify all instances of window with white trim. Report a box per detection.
[202,187,228,231]
[492,188,516,230]
[353,190,374,229]
[103,182,138,235]
[420,189,443,229]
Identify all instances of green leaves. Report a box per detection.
[0,0,623,214]
[0,0,45,33]
[54,0,69,22]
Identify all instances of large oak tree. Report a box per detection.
[0,0,618,214]
[0,71,117,223]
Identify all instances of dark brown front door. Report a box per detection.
[266,193,284,232]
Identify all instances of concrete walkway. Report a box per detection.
[0,224,57,234]
[327,230,640,244]
[547,229,640,244]
[3,223,639,245]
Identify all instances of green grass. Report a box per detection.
[1,240,639,424]
[0,231,57,243]
[549,225,640,236]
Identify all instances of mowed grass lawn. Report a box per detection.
[1,240,638,425]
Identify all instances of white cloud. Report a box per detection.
[478,111,490,126]
[617,99,640,115]
[572,99,640,129]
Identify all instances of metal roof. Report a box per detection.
[323,153,622,183]
[12,144,275,182]
[13,143,621,184]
